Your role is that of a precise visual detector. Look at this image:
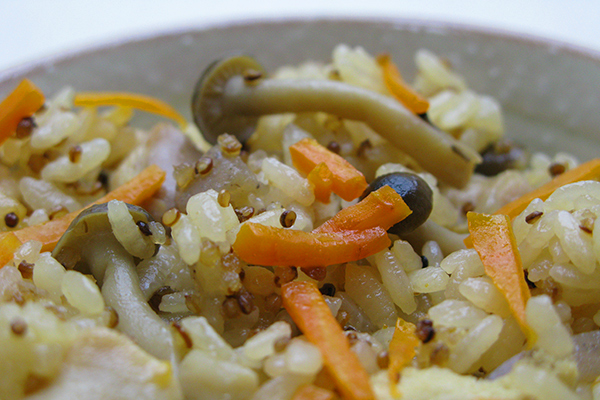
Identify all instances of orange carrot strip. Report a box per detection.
[0,165,165,253]
[233,223,390,267]
[465,158,600,248]
[290,138,368,201]
[74,92,187,129]
[315,185,411,234]
[495,158,600,219]
[387,318,419,395]
[0,79,45,145]
[377,54,429,115]
[282,281,375,400]
[292,384,335,400]
[467,212,536,344]
[0,232,22,268]
[308,162,333,204]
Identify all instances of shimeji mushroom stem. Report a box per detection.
[222,75,480,188]
[90,245,179,366]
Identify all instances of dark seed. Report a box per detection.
[136,220,152,236]
[194,157,213,175]
[548,163,566,177]
[4,212,19,228]
[421,255,429,268]
[222,297,241,318]
[302,266,327,281]
[416,319,435,343]
[525,211,543,224]
[357,139,372,158]
[326,141,341,154]
[319,283,336,297]
[236,289,254,314]
[10,317,27,335]
[235,206,255,223]
[280,210,297,228]
[68,145,83,163]
[376,351,390,369]
[18,261,34,280]
[243,69,263,83]
[16,117,36,139]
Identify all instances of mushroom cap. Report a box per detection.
[191,54,266,145]
[52,202,157,272]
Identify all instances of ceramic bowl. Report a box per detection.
[1,17,599,159]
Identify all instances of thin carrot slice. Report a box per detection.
[495,158,600,219]
[467,212,536,344]
[307,162,333,204]
[74,92,187,129]
[292,384,335,400]
[376,54,429,115]
[315,185,411,234]
[0,79,45,145]
[0,165,165,253]
[233,223,390,267]
[465,158,600,248]
[387,318,419,395]
[290,138,368,201]
[0,232,22,268]
[282,281,375,400]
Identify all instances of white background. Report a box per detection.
[1,0,599,72]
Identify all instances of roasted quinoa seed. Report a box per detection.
[319,283,336,297]
[416,319,435,343]
[222,297,241,318]
[218,133,243,156]
[549,162,566,177]
[194,157,213,175]
[136,220,152,236]
[68,145,83,163]
[17,261,34,280]
[15,117,36,139]
[162,208,181,227]
[280,210,296,228]
[4,212,19,228]
[10,318,27,336]
[525,211,543,224]
[217,189,231,208]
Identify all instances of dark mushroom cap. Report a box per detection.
[52,202,157,272]
[192,55,266,145]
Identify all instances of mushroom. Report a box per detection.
[52,203,178,365]
[192,55,482,188]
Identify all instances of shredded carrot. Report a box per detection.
[0,232,22,268]
[467,212,536,344]
[0,165,165,254]
[74,92,187,129]
[465,158,600,248]
[307,162,334,204]
[376,54,429,115]
[387,318,419,396]
[0,79,45,145]
[282,281,375,400]
[315,185,411,234]
[292,384,335,400]
[233,223,390,267]
[290,138,368,201]
[495,158,600,219]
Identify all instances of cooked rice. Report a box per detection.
[0,44,598,400]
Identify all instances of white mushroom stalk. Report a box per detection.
[193,55,482,188]
[51,203,179,367]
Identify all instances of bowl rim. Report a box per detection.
[1,15,600,84]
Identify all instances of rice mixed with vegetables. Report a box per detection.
[1,44,599,400]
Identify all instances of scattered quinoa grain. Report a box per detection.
[194,157,213,175]
[4,212,19,228]
[18,261,34,280]
[243,69,263,83]
[421,255,429,268]
[162,208,181,227]
[16,117,36,139]
[136,220,152,236]
[217,189,231,208]
[549,162,566,177]
[525,211,544,224]
[10,317,27,336]
[222,297,241,318]
[416,319,435,343]
[280,210,296,228]
[218,133,242,156]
